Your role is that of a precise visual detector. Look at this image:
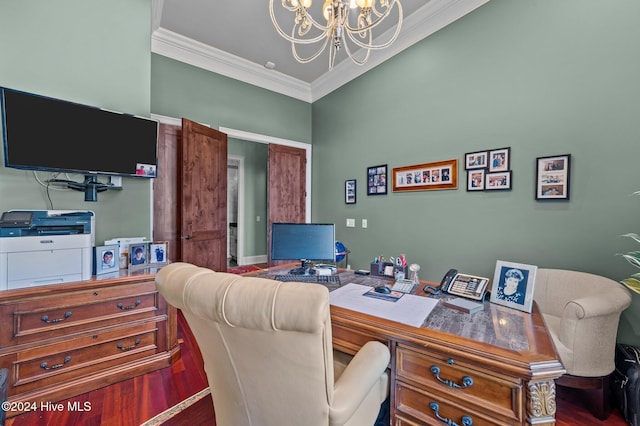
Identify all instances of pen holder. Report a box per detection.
[370,262,408,278]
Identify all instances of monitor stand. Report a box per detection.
[288,260,315,276]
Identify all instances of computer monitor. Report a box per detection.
[270,223,335,275]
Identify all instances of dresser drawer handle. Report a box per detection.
[41,311,72,323]
[429,402,473,426]
[117,299,141,310]
[430,365,474,389]
[40,355,72,371]
[117,338,142,351]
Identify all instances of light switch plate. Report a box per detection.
[346,218,355,228]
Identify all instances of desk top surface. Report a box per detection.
[244,265,546,353]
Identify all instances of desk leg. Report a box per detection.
[527,379,557,425]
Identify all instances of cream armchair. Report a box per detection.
[156,262,390,426]
[533,268,632,420]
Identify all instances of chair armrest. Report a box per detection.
[563,291,631,320]
[330,341,390,425]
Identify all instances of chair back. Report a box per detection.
[156,262,335,426]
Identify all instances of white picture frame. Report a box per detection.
[94,244,119,275]
[489,260,538,313]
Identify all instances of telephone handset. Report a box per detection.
[426,268,489,301]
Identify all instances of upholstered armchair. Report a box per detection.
[533,268,632,419]
[156,262,390,426]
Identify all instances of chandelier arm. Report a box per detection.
[269,0,331,44]
[291,37,331,64]
[343,1,402,34]
[342,28,372,66]
[345,12,402,50]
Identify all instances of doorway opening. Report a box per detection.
[227,156,243,267]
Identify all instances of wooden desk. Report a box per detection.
[247,265,565,426]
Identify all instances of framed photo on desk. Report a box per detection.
[490,260,537,313]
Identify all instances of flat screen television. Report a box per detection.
[1,86,159,200]
[271,222,335,275]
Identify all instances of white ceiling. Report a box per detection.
[151,0,490,102]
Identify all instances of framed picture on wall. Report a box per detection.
[392,159,458,192]
[467,169,486,191]
[485,171,512,191]
[367,165,387,195]
[465,151,488,170]
[488,147,510,172]
[536,154,571,200]
[345,179,356,204]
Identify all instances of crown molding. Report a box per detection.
[151,28,313,103]
[151,0,490,104]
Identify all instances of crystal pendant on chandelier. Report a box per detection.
[269,0,403,71]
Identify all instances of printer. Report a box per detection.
[0,210,95,290]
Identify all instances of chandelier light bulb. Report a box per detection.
[355,0,374,8]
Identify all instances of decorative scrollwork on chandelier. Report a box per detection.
[269,0,403,70]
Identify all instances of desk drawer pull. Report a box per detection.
[117,338,141,352]
[117,299,141,310]
[429,402,473,426]
[430,365,474,389]
[40,355,72,371]
[41,311,72,323]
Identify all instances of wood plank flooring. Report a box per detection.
[5,309,630,426]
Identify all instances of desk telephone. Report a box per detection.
[425,269,489,301]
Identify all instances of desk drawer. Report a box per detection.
[11,321,158,394]
[331,323,388,355]
[396,344,522,422]
[396,381,513,426]
[1,281,161,346]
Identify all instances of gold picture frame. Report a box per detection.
[392,159,458,192]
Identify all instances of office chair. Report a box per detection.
[156,262,390,426]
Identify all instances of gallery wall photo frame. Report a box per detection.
[485,171,512,191]
[465,150,488,170]
[489,260,538,313]
[488,147,511,173]
[467,169,486,191]
[536,154,571,200]
[345,179,357,204]
[94,244,119,275]
[129,242,150,269]
[367,165,387,195]
[392,159,458,192]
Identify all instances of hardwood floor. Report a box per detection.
[5,309,629,426]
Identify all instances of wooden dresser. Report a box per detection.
[0,270,179,418]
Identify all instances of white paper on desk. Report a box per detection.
[329,283,438,327]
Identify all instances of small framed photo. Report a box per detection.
[467,169,486,191]
[345,179,356,204]
[129,242,150,269]
[485,171,512,190]
[149,241,169,265]
[488,147,510,172]
[367,165,387,196]
[536,154,571,200]
[94,244,119,275]
[465,151,488,170]
[490,260,538,313]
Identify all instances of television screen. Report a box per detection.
[1,87,158,178]
[271,223,335,274]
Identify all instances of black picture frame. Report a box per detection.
[367,164,387,195]
[488,147,510,172]
[345,179,357,204]
[485,171,512,191]
[464,150,488,170]
[535,154,571,200]
[466,169,486,191]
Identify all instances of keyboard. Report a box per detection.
[274,274,342,290]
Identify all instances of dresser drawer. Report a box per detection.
[1,281,162,347]
[396,344,523,422]
[396,381,515,426]
[11,321,159,394]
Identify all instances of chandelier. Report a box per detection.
[269,0,403,71]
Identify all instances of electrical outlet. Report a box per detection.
[346,218,355,228]
[362,219,368,228]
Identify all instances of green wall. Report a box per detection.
[0,0,153,244]
[312,0,640,345]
